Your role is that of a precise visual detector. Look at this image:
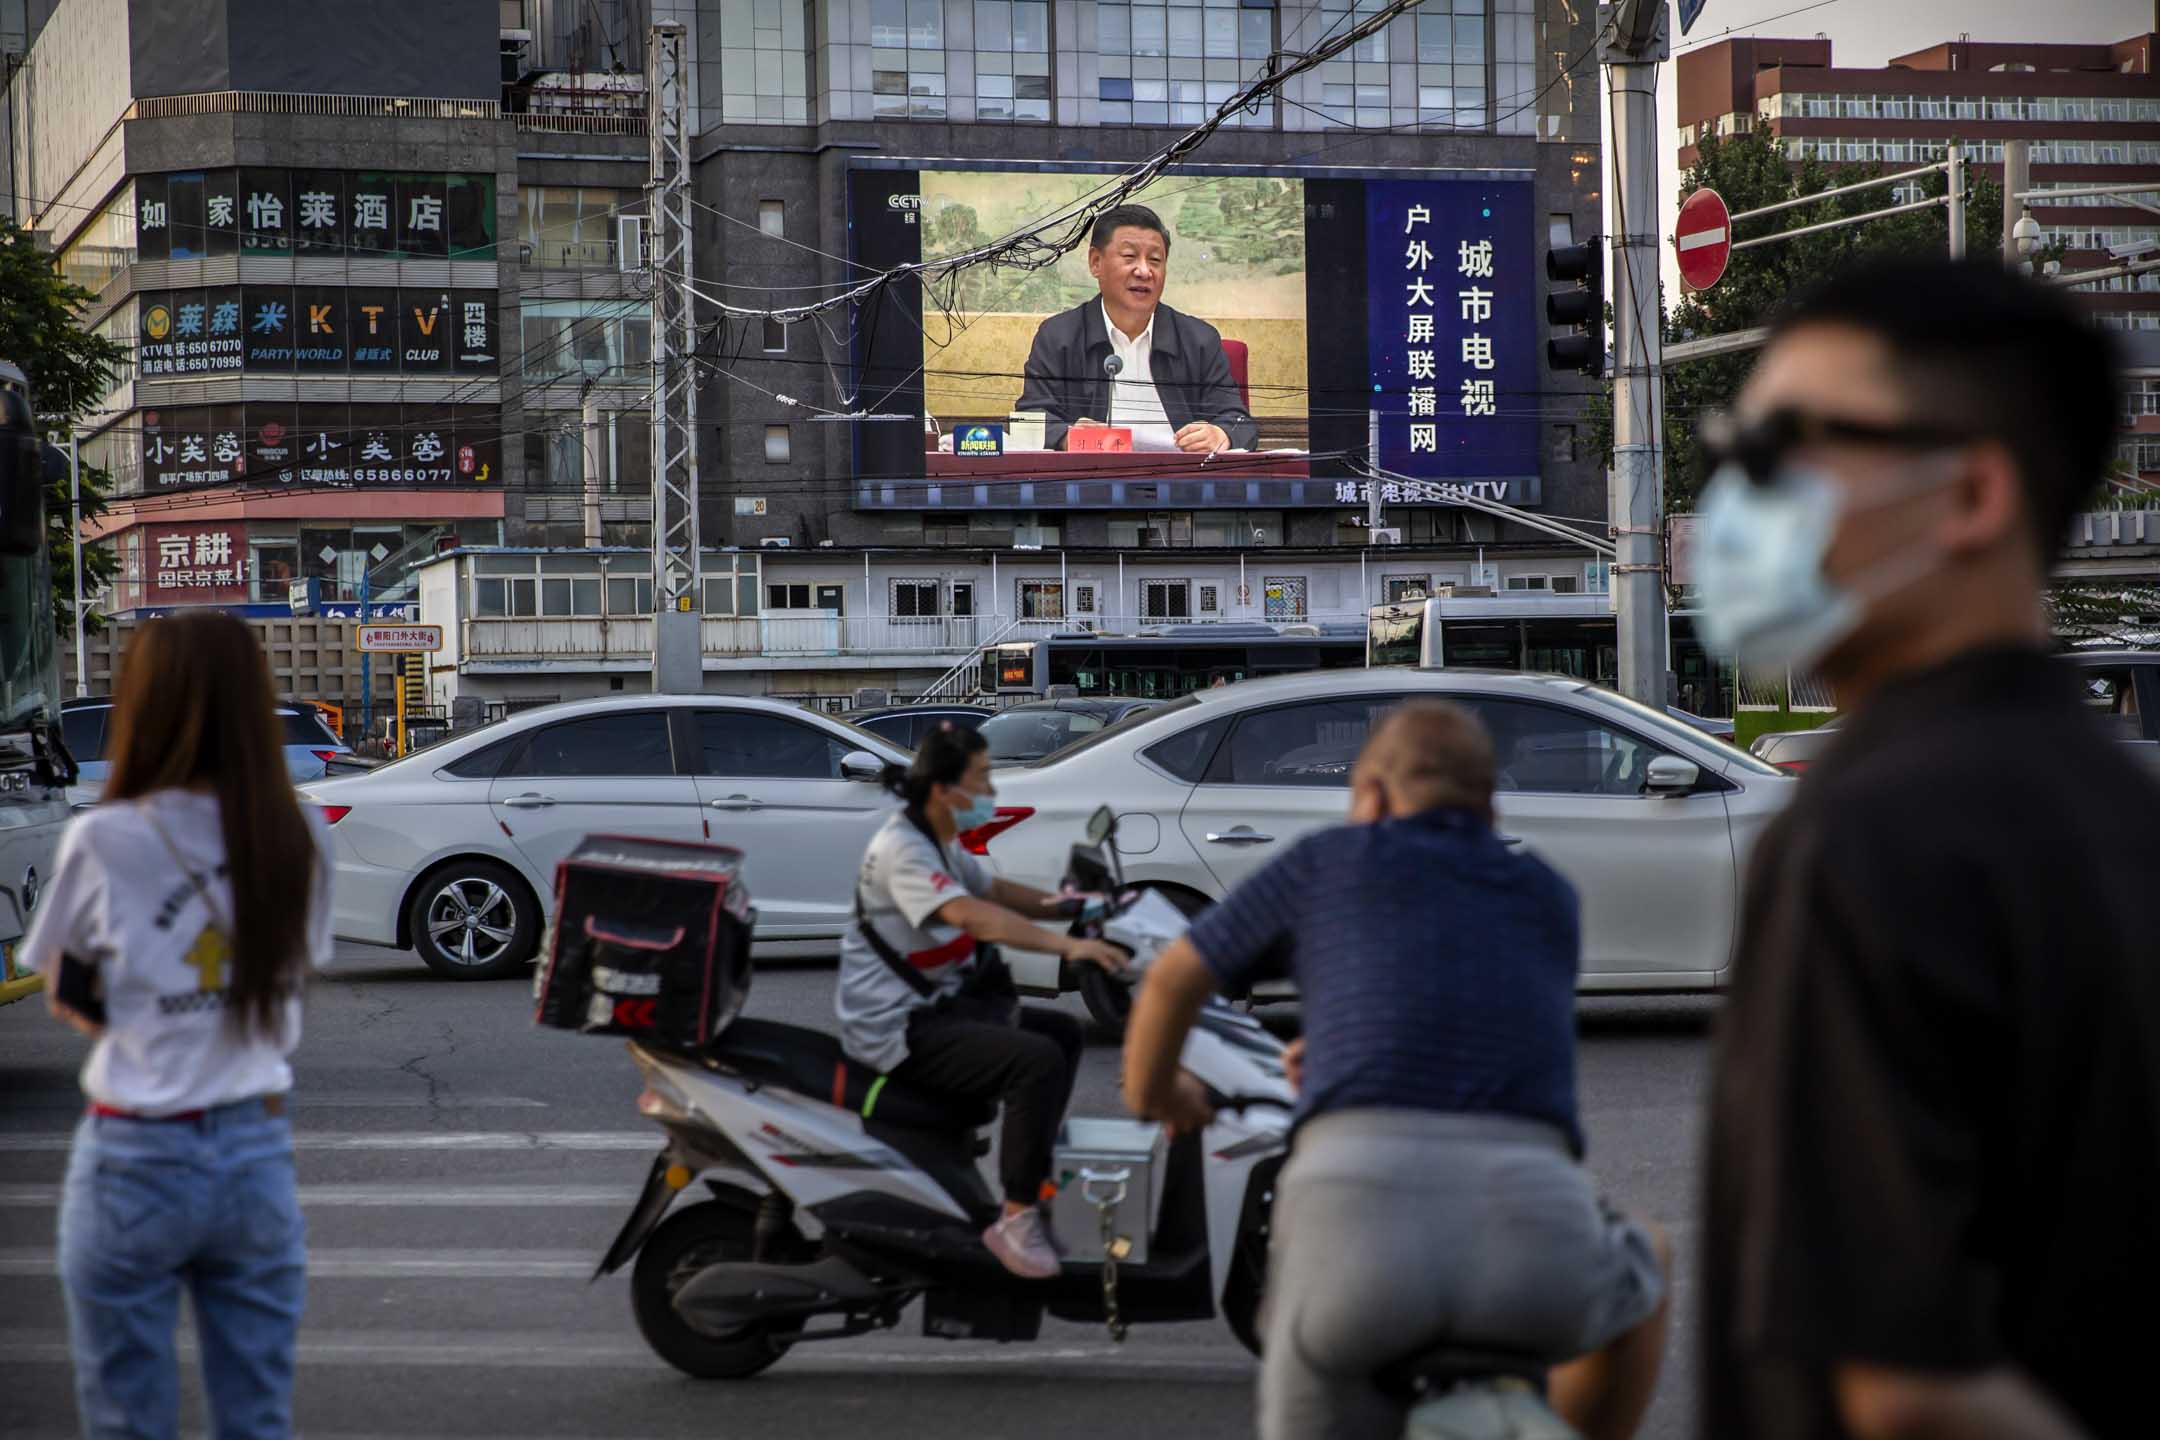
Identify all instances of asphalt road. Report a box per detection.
[0,948,1713,1440]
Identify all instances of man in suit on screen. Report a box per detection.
[1016,205,1257,453]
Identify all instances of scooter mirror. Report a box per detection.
[1086,805,1117,848]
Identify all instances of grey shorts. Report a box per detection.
[1259,1108,1665,1440]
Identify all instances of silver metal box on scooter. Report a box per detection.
[1050,1118,1168,1264]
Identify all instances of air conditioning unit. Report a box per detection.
[758,537,790,548]
[617,215,648,272]
[1372,527,1402,544]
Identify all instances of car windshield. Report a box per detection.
[1023,694,1205,768]
[1548,681,1788,778]
[980,707,1112,762]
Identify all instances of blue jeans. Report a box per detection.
[57,1099,307,1440]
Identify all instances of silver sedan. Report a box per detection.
[970,669,1795,995]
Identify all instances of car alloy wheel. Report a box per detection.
[427,877,519,968]
[409,861,538,980]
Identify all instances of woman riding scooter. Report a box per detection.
[836,725,1126,1279]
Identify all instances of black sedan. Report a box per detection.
[979,697,1168,766]
[836,703,994,750]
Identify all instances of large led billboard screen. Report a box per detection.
[849,163,1540,511]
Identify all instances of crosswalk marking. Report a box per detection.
[0,1183,628,1208]
[0,1130,653,1153]
[0,1248,599,1279]
[0,1328,1251,1375]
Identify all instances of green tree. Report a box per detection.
[1591,126,2034,513]
[0,218,125,634]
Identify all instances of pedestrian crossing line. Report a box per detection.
[0,1183,629,1208]
[0,1247,599,1279]
[3,1093,550,1111]
[0,1328,1253,1376]
[0,1130,654,1153]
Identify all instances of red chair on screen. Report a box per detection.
[1220,339,1251,412]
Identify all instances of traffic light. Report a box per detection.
[1546,239,1604,376]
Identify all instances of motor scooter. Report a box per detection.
[582,813,1585,1437]
[594,807,1293,1377]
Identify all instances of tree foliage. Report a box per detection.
[1590,126,2032,513]
[0,218,125,634]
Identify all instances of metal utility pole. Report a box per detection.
[2002,139,2031,267]
[1602,0,1670,709]
[67,434,85,697]
[646,20,704,693]
[581,388,604,548]
[1946,143,1966,260]
[1366,407,1383,537]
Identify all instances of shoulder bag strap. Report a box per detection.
[143,805,230,936]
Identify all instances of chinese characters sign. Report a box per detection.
[135,170,495,261]
[140,403,502,491]
[140,288,496,378]
[1365,180,1538,501]
[144,522,250,604]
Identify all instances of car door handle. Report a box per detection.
[501,793,556,810]
[1499,833,1524,847]
[708,795,766,811]
[1205,829,1275,845]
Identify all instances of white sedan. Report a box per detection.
[970,669,1795,998]
[300,697,906,978]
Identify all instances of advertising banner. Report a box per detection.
[1364,178,1538,499]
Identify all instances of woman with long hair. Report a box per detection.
[836,724,1125,1279]
[23,610,333,1439]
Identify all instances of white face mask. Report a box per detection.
[1696,460,1952,674]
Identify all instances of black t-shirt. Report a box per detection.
[1703,646,2160,1439]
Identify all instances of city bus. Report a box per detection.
[0,361,74,1005]
[982,623,1370,699]
[1365,593,1735,719]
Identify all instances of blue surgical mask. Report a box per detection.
[951,790,998,832]
[1697,459,1955,675]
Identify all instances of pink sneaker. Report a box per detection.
[983,1207,1061,1279]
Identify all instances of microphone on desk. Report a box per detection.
[1103,355,1123,378]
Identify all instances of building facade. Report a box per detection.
[1676,24,2160,333]
[6,0,1613,711]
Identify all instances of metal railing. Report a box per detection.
[513,112,647,136]
[458,609,1373,670]
[132,91,501,121]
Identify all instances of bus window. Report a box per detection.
[1438,621,1522,670]
[1524,619,1617,684]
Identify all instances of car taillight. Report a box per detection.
[958,806,1034,855]
[318,805,352,825]
[312,749,340,764]
[1775,760,1809,774]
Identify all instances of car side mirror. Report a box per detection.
[840,749,886,783]
[1086,804,1117,846]
[1645,755,1701,795]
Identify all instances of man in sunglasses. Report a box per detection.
[1698,258,2154,1440]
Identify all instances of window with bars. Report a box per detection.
[889,577,942,619]
[1097,0,1276,127]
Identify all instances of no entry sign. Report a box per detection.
[1675,188,1732,291]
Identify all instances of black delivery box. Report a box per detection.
[533,835,753,1048]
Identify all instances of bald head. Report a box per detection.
[1350,701,1497,824]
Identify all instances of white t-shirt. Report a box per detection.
[1102,299,1179,453]
[835,812,995,1073]
[23,790,334,1116]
